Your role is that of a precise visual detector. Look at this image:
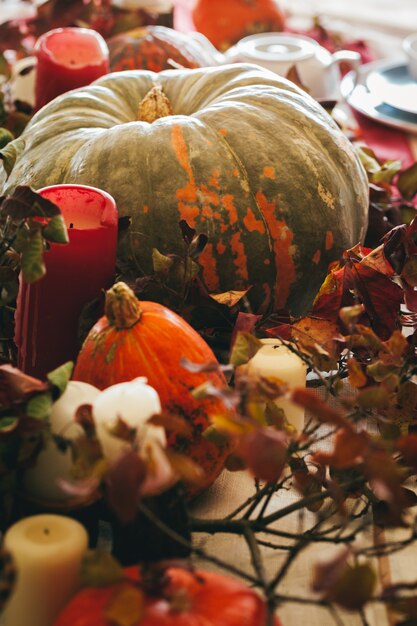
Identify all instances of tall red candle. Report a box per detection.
[34,27,109,110]
[14,184,118,379]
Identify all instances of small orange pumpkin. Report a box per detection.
[73,282,231,495]
[53,566,282,626]
[192,0,286,51]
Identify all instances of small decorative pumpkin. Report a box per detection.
[92,377,165,462]
[53,566,282,626]
[192,0,286,51]
[21,380,100,504]
[0,64,369,317]
[73,282,231,494]
[108,25,210,72]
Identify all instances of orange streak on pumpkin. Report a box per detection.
[143,205,149,214]
[200,242,220,291]
[263,166,276,180]
[209,169,221,189]
[230,232,248,281]
[219,128,228,136]
[312,249,321,264]
[243,207,265,234]
[255,191,296,309]
[200,185,221,207]
[222,194,238,226]
[217,241,226,255]
[325,230,334,251]
[220,223,228,233]
[172,124,199,226]
[232,168,239,177]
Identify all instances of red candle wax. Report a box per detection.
[14,184,118,379]
[34,27,109,111]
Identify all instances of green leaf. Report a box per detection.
[47,361,73,397]
[26,392,53,419]
[20,229,45,283]
[398,162,417,200]
[356,145,380,175]
[80,550,125,588]
[43,214,69,244]
[229,332,262,366]
[372,159,402,185]
[0,138,25,178]
[0,417,18,433]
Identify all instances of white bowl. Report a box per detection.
[402,33,417,81]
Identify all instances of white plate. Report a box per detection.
[366,63,417,115]
[341,59,417,135]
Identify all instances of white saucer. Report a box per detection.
[366,63,417,115]
[341,59,417,134]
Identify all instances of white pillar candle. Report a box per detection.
[22,381,100,503]
[247,338,307,431]
[3,514,88,626]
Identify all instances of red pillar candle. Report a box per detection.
[14,184,118,379]
[34,27,109,110]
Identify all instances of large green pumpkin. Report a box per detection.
[0,64,368,315]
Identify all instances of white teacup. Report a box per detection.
[403,33,417,81]
[190,31,361,101]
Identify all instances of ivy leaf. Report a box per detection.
[25,392,53,419]
[313,428,369,469]
[104,584,145,626]
[46,361,73,397]
[43,214,69,244]
[20,229,45,283]
[2,185,60,219]
[398,162,417,200]
[80,550,125,588]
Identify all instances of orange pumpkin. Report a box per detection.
[73,282,231,495]
[53,566,282,626]
[192,0,285,51]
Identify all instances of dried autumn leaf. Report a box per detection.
[356,386,391,410]
[396,433,417,470]
[209,289,249,308]
[229,332,263,367]
[80,550,125,588]
[291,388,350,430]
[401,256,417,287]
[313,428,369,469]
[326,563,376,610]
[105,451,146,524]
[347,357,367,388]
[398,161,417,200]
[0,364,48,406]
[104,585,145,626]
[165,448,206,487]
[237,428,288,483]
[148,412,193,438]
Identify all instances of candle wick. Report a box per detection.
[69,223,74,229]
[43,528,50,535]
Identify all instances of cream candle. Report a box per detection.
[22,381,100,504]
[3,514,88,626]
[247,338,307,431]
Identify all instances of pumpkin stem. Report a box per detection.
[137,85,173,123]
[105,282,142,329]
